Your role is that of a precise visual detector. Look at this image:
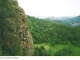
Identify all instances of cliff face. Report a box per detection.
[0,0,33,56]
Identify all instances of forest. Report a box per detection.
[27,15,80,56]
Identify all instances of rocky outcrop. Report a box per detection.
[0,0,33,56]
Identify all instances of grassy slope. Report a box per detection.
[34,43,80,56]
[34,43,67,55]
[72,46,80,56]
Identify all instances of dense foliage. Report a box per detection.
[54,46,74,56]
[27,15,80,56]
[28,15,80,46]
[34,46,51,56]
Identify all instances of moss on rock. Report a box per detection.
[0,0,33,56]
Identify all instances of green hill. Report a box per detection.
[27,15,80,56]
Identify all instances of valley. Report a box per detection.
[27,15,80,56]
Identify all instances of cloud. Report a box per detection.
[17,0,80,17]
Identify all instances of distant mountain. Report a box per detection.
[33,16,47,19]
[60,16,70,20]
[62,15,80,27]
[67,15,80,22]
[45,15,80,27]
[45,16,60,20]
[45,16,71,21]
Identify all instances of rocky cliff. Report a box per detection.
[0,0,33,56]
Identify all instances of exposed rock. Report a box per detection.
[0,0,33,56]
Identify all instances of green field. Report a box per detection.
[72,46,80,56]
[34,43,80,56]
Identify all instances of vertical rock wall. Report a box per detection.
[0,0,33,56]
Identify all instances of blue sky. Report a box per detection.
[17,0,80,17]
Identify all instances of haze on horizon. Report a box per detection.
[17,0,80,17]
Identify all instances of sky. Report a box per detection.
[17,0,80,17]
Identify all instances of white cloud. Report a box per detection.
[17,0,80,17]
